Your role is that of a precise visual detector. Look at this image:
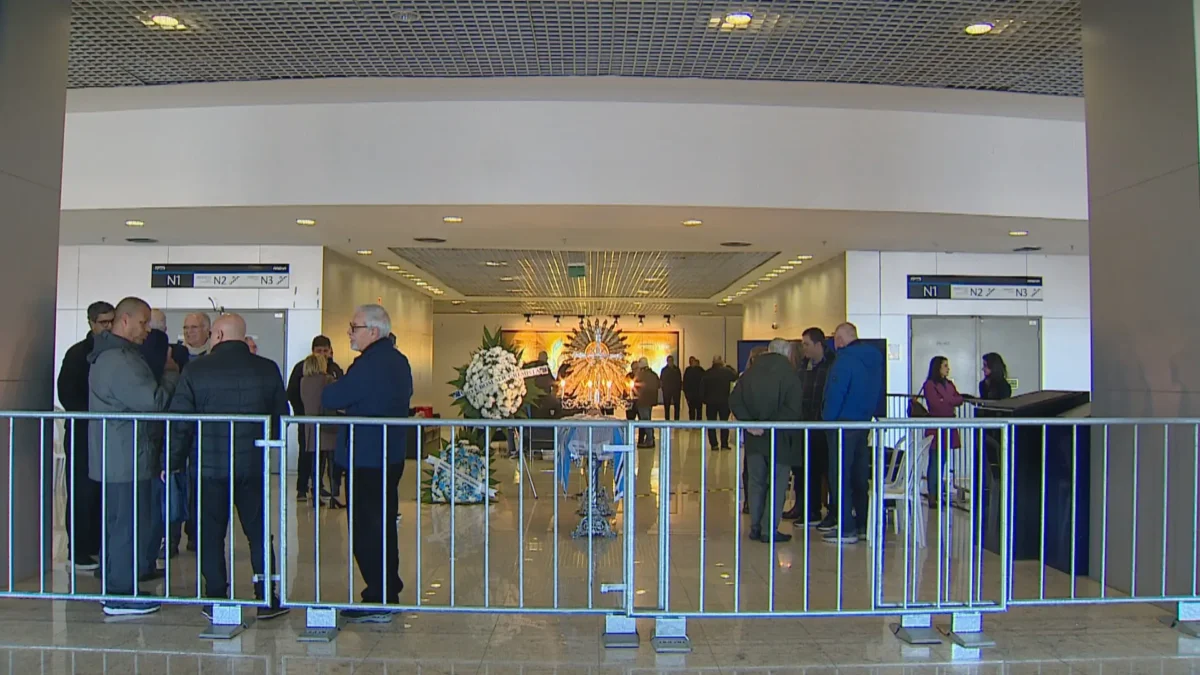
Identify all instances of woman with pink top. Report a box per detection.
[922,356,964,508]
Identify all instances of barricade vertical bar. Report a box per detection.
[663,426,671,613]
[314,422,321,603]
[201,420,246,640]
[196,421,203,599]
[279,421,289,607]
[835,429,843,611]
[381,424,388,610]
[415,421,422,608]
[262,418,273,609]
[602,420,639,649]
[485,421,491,608]
[802,429,810,612]
[518,425,525,609]
[7,419,14,593]
[551,422,558,609]
[698,424,707,613]
[652,428,689,654]
[587,426,593,610]
[165,420,172,596]
[228,421,235,602]
[1132,425,1140,597]
[101,419,107,596]
[1070,424,1078,599]
[38,419,44,593]
[1040,424,1047,601]
[133,419,139,599]
[768,433,776,612]
[1101,425,1109,597]
[733,426,741,613]
[1162,424,1170,598]
[1194,424,1199,598]
[450,425,457,607]
[69,418,78,592]
[936,432,944,607]
[348,423,356,604]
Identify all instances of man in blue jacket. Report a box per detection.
[321,304,412,623]
[820,322,883,545]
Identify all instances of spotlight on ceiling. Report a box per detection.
[613,315,621,325]
[525,314,532,325]
[964,22,995,35]
[724,11,753,26]
[664,315,672,326]
[638,315,645,326]
[578,315,585,326]
[554,315,561,326]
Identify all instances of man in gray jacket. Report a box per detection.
[88,297,178,616]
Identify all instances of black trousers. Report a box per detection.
[790,429,829,517]
[62,421,102,561]
[662,391,681,421]
[296,425,314,493]
[103,480,156,597]
[705,403,731,449]
[344,463,404,604]
[827,429,871,532]
[197,474,276,600]
[685,396,702,421]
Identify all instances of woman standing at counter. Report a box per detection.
[922,356,963,508]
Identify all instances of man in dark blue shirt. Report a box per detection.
[322,304,412,623]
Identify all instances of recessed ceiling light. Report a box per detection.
[415,281,428,287]
[964,22,995,35]
[781,265,794,270]
[144,14,187,29]
[443,216,463,224]
[700,311,714,316]
[1009,230,1030,237]
[469,309,480,314]
[735,291,746,296]
[636,290,651,295]
[451,300,466,305]
[717,302,728,307]
[386,265,401,271]
[296,218,316,227]
[124,220,145,228]
[682,219,703,227]
[356,249,373,256]
[724,12,753,26]
[499,276,517,282]
[414,237,446,244]
[721,241,752,248]
[747,283,759,289]
[644,277,663,283]
[766,273,778,279]
[484,261,508,267]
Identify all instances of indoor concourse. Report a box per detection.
[6,0,1200,673]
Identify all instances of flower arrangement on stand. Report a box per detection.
[422,327,545,504]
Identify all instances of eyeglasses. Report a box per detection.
[93,319,113,327]
[349,324,369,332]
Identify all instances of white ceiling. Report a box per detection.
[59,204,1087,314]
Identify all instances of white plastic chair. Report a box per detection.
[868,431,933,548]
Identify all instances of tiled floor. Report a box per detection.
[2,428,1194,673]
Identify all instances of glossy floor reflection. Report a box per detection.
[9,428,1193,673]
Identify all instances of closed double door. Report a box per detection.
[909,316,1041,397]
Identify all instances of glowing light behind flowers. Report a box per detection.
[558,319,630,411]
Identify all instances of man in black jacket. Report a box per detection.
[700,356,739,450]
[682,357,705,421]
[56,300,114,571]
[169,314,289,619]
[659,356,682,421]
[785,327,836,525]
[287,335,344,501]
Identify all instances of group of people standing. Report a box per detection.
[57,299,413,624]
[627,355,741,449]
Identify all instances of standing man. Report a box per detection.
[730,339,803,544]
[659,356,682,421]
[57,300,114,572]
[786,327,835,526]
[821,323,884,545]
[633,358,660,448]
[88,297,178,616]
[682,357,705,421]
[287,336,344,501]
[169,314,289,619]
[700,356,738,450]
[141,309,190,562]
[322,305,412,622]
[181,312,212,358]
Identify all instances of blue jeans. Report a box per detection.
[826,429,870,532]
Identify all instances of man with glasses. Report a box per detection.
[321,305,412,623]
[56,300,115,572]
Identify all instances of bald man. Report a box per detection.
[169,313,289,619]
[819,322,884,545]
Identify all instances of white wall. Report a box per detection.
[61,87,1086,221]
[431,313,740,415]
[321,250,434,407]
[844,250,1091,394]
[54,244,324,406]
[743,255,848,339]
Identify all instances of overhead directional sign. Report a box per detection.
[151,264,291,289]
[907,275,1043,301]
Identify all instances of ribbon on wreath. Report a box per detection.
[451,364,551,401]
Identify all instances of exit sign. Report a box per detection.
[567,263,586,279]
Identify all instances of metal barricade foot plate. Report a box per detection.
[602,615,640,649]
[942,612,995,649]
[651,617,691,654]
[891,614,943,645]
[198,604,247,641]
[298,607,341,643]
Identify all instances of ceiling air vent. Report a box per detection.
[125,237,158,244]
[1013,246,1042,252]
